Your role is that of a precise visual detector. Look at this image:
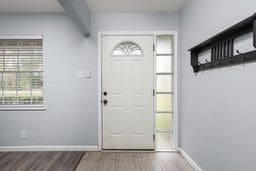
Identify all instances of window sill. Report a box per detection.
[0,105,46,111]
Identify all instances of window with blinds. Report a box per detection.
[0,39,43,105]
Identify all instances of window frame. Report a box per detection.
[0,35,45,111]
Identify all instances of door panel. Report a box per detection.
[102,35,154,149]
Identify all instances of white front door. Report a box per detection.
[102,35,154,149]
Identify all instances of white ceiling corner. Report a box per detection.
[0,0,64,13]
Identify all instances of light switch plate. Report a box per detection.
[76,70,85,79]
[20,130,27,139]
[85,70,92,78]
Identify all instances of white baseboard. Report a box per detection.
[179,148,203,171]
[0,145,99,152]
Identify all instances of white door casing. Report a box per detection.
[102,35,154,149]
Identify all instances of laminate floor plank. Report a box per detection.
[83,152,102,161]
[24,152,62,171]
[136,152,163,171]
[156,152,194,171]
[1,152,32,171]
[76,160,99,171]
[48,151,84,171]
[0,152,37,171]
[0,152,8,159]
[17,152,46,171]
[96,152,118,171]
[76,152,102,171]
[0,151,83,171]
[116,153,141,171]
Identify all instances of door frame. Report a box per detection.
[98,31,179,151]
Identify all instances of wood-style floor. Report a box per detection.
[0,151,84,171]
[77,152,194,171]
[0,151,194,171]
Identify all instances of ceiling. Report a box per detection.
[0,0,186,13]
[0,0,64,13]
[86,0,187,12]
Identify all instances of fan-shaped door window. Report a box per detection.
[112,41,143,56]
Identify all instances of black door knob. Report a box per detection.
[103,92,108,96]
[103,99,108,105]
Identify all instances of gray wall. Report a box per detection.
[0,12,180,146]
[180,0,256,171]
[91,12,180,32]
[0,14,98,146]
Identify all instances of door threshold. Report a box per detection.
[101,149,155,153]
[156,149,179,152]
[101,149,179,153]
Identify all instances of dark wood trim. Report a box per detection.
[254,18,256,48]
[190,50,199,73]
[197,50,256,72]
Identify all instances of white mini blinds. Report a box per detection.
[0,39,43,105]
[112,41,143,56]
